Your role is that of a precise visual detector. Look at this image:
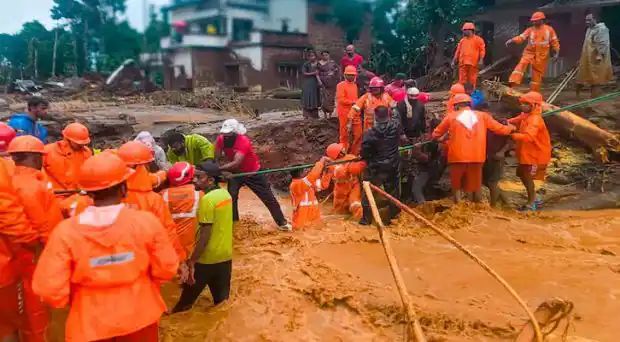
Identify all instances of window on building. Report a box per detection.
[277,64,299,88]
[233,18,253,41]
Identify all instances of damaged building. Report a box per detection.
[157,0,372,91]
[473,0,620,78]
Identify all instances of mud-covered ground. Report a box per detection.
[156,190,620,341]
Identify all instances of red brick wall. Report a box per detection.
[191,48,235,87]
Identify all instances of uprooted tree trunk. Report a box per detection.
[482,80,620,162]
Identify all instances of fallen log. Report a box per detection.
[482,80,620,161]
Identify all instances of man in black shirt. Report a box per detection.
[360,106,403,225]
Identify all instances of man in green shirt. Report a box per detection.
[163,131,214,165]
[172,161,233,313]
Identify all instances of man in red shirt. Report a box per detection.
[340,44,364,71]
[215,119,291,231]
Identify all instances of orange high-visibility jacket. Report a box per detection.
[508,108,552,165]
[511,24,560,63]
[150,170,167,189]
[60,193,93,218]
[32,207,178,342]
[290,160,324,230]
[454,34,486,66]
[44,140,92,193]
[336,80,359,117]
[12,166,64,241]
[125,166,186,260]
[432,108,512,163]
[161,184,203,260]
[0,159,38,287]
[349,92,396,131]
[320,155,366,216]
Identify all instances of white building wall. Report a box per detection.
[169,7,220,23]
[266,0,307,33]
[172,48,194,78]
[233,45,263,70]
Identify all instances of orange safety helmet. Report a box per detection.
[62,122,91,145]
[325,143,345,160]
[462,22,475,31]
[118,141,155,166]
[450,83,465,95]
[78,152,134,192]
[168,162,195,187]
[519,91,544,106]
[7,135,46,154]
[344,65,357,75]
[0,122,16,152]
[530,11,546,22]
[369,77,385,88]
[453,93,472,105]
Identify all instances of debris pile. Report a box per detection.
[146,90,254,116]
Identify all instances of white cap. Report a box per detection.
[220,119,247,135]
[407,87,420,96]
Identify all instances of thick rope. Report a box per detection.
[367,183,544,342]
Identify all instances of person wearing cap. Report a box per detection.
[506,11,560,91]
[0,123,17,174]
[452,22,486,88]
[385,73,408,102]
[320,143,366,220]
[163,131,214,166]
[7,135,63,341]
[289,157,329,230]
[44,122,93,198]
[446,83,465,113]
[335,66,359,152]
[32,152,179,342]
[162,162,203,259]
[348,76,397,155]
[432,94,515,203]
[171,161,233,313]
[118,141,186,261]
[8,96,49,142]
[360,106,404,225]
[215,119,291,231]
[508,91,551,211]
[0,145,39,342]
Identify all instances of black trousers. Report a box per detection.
[228,174,287,226]
[362,166,401,223]
[174,260,232,311]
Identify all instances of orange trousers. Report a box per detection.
[509,57,548,92]
[333,182,363,220]
[349,120,363,156]
[458,64,478,88]
[0,281,23,339]
[338,111,349,151]
[16,250,48,342]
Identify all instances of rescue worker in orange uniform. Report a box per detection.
[452,22,486,88]
[32,152,179,342]
[44,122,92,198]
[320,143,366,220]
[289,157,328,230]
[508,91,552,211]
[446,83,465,113]
[118,141,186,261]
[0,157,39,342]
[347,77,396,155]
[162,162,203,259]
[0,123,17,174]
[335,66,359,152]
[8,136,64,342]
[506,11,560,91]
[432,94,514,203]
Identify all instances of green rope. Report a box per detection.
[542,90,620,117]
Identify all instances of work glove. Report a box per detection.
[504,39,513,47]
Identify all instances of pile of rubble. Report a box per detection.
[145,89,254,116]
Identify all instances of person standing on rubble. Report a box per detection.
[32,152,179,342]
[8,96,49,142]
[336,66,359,152]
[301,50,322,119]
[432,94,515,203]
[348,77,397,155]
[385,73,408,102]
[163,131,214,165]
[215,119,292,231]
[508,91,551,211]
[506,11,560,92]
[340,44,364,71]
[318,50,340,118]
[446,83,465,113]
[360,106,403,226]
[452,22,486,89]
[576,11,614,99]
[171,161,233,313]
